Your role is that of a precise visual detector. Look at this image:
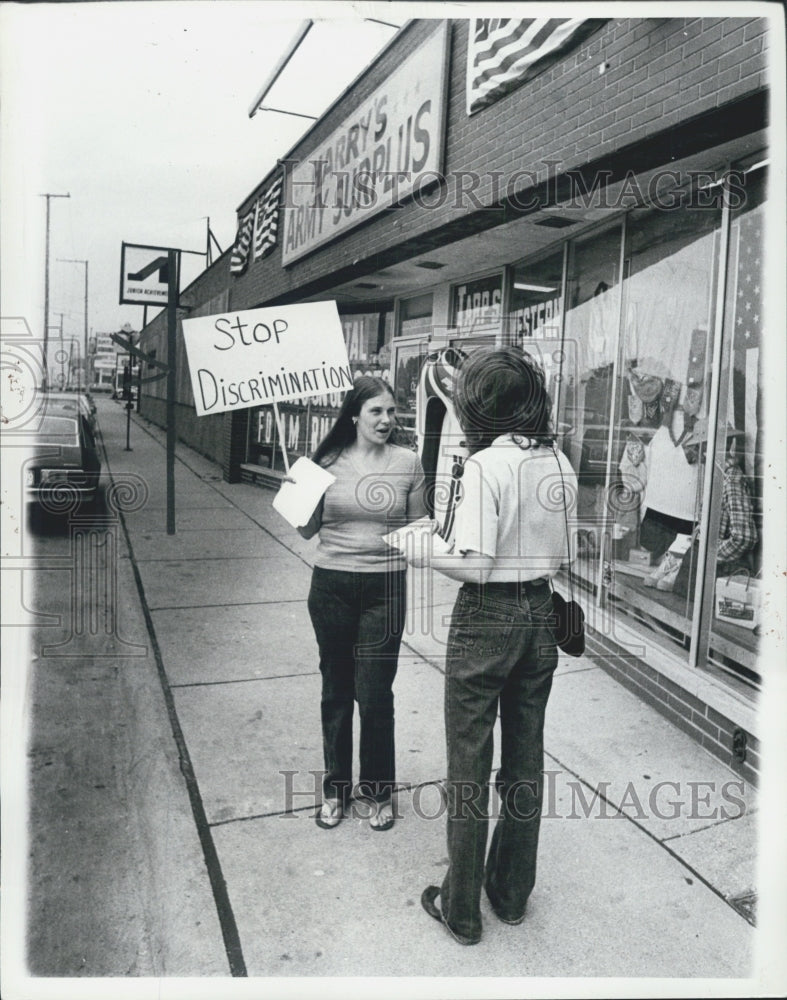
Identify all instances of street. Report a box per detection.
[22,404,227,975]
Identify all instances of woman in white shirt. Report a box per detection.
[409,348,577,945]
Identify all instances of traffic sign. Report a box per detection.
[110,332,168,384]
[119,242,176,305]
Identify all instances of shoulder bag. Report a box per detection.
[550,448,586,657]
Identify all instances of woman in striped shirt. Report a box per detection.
[299,377,427,832]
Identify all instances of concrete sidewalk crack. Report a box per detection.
[661,808,758,843]
[543,750,754,925]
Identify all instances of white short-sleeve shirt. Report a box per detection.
[453,436,577,582]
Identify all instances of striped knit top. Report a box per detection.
[312,446,426,572]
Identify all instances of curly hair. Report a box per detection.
[453,347,554,454]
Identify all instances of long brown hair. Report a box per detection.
[454,347,554,454]
[311,376,402,466]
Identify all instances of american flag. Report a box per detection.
[467,18,601,116]
[730,205,763,483]
[733,210,762,350]
[230,208,255,275]
[253,173,283,261]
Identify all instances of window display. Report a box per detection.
[342,311,393,375]
[604,202,722,658]
[706,164,765,680]
[392,339,429,447]
[560,225,624,594]
[413,162,767,688]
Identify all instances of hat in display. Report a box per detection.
[629,369,663,403]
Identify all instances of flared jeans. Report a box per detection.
[440,578,559,941]
[307,565,406,806]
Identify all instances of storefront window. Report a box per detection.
[704,165,766,683]
[560,224,624,596]
[605,201,723,660]
[542,180,762,684]
[342,311,393,376]
[392,339,429,447]
[505,248,567,440]
[398,293,433,339]
[506,250,564,344]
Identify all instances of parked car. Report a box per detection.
[25,412,102,509]
[80,388,97,414]
[43,391,97,433]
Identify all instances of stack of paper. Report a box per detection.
[272,457,335,528]
[383,517,451,557]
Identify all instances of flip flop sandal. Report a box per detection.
[369,803,395,832]
[420,885,480,945]
[315,799,343,830]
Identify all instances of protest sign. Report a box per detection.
[181,300,352,416]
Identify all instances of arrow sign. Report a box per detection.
[119,242,176,305]
[127,257,169,283]
[111,333,169,383]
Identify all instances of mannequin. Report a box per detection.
[639,414,699,559]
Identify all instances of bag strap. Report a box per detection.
[552,446,575,603]
[727,567,752,589]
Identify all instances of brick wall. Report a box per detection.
[141,396,225,466]
[231,16,768,310]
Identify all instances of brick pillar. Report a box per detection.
[222,408,248,483]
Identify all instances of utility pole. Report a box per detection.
[40,192,70,391]
[166,249,178,534]
[203,217,224,267]
[58,257,88,392]
[56,312,65,388]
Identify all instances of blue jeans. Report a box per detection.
[440,579,558,941]
[307,566,406,806]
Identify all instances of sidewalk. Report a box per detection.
[95,397,758,980]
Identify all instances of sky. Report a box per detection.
[0,1,433,345]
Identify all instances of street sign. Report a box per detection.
[110,332,168,384]
[119,242,175,305]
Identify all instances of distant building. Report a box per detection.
[91,324,136,391]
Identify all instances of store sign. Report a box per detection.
[516,296,563,338]
[181,300,352,416]
[282,22,449,265]
[453,275,502,334]
[119,243,173,305]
